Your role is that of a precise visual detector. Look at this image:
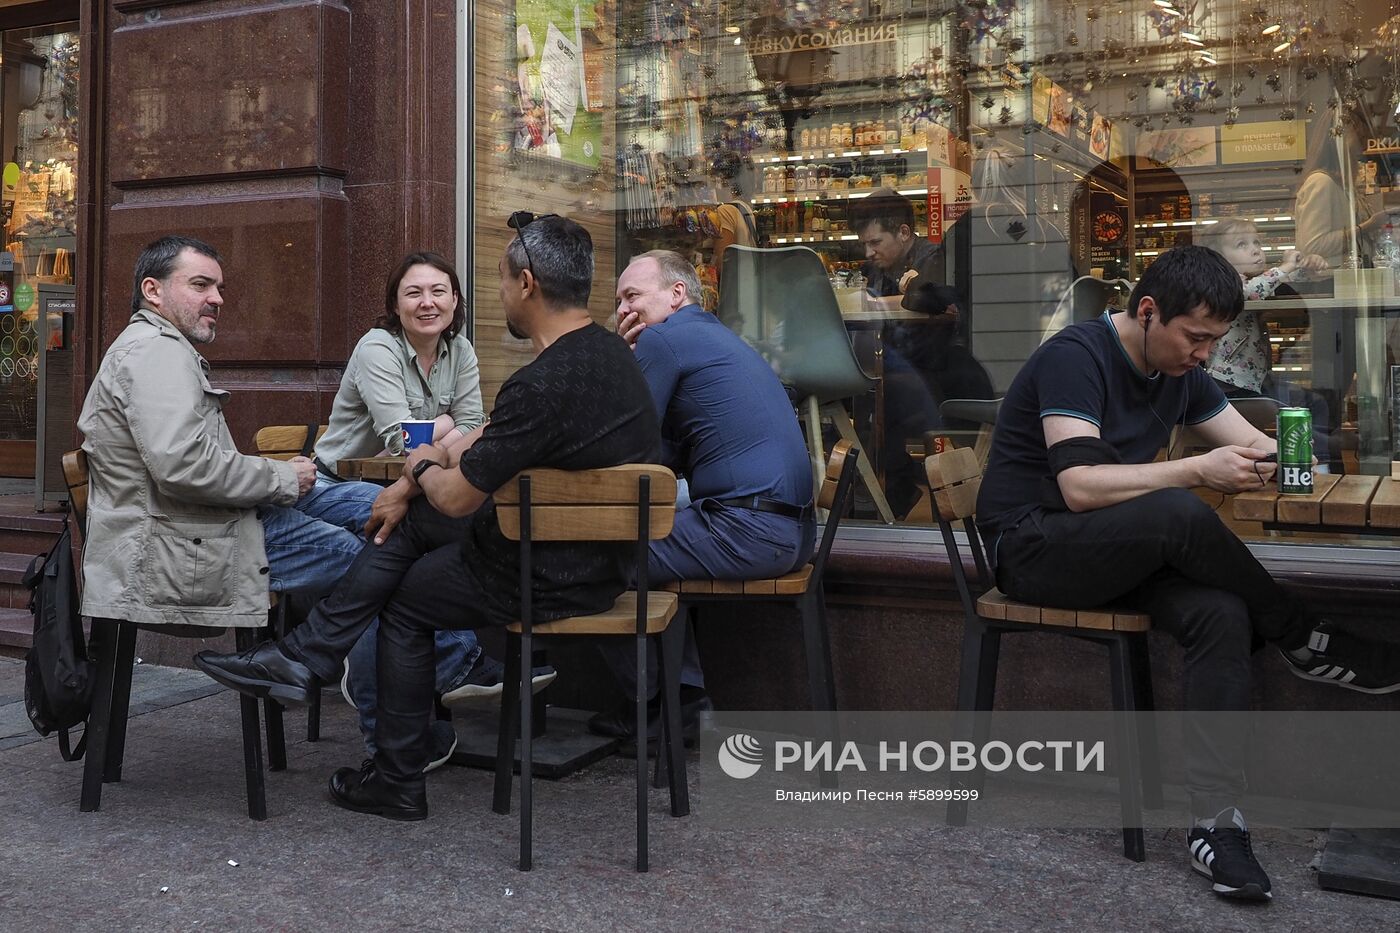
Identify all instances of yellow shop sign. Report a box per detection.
[1220,120,1306,164]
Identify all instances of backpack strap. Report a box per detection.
[299,422,319,458]
[729,200,759,244]
[58,728,87,762]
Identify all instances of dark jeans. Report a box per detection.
[991,489,1312,816]
[283,498,498,786]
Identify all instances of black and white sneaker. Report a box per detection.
[1280,623,1400,695]
[423,720,459,774]
[340,658,356,709]
[439,654,558,709]
[1188,808,1272,902]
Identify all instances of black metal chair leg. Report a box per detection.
[1129,634,1163,810]
[634,629,648,873]
[306,689,322,742]
[80,619,120,812]
[800,591,841,789]
[264,697,287,771]
[519,627,534,871]
[103,622,138,783]
[949,620,1000,825]
[492,633,522,815]
[235,628,268,821]
[1109,637,1145,863]
[657,623,690,817]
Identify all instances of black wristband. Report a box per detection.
[411,458,443,484]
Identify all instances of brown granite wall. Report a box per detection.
[84,0,456,443]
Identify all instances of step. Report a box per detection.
[0,496,69,556]
[0,607,31,651]
[0,552,36,612]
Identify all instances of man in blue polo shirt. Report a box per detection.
[978,245,1400,903]
[596,249,816,749]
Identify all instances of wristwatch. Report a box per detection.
[411,458,443,484]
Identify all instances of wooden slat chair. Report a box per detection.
[253,423,331,741]
[659,439,861,739]
[926,447,1162,862]
[63,450,288,821]
[252,423,328,462]
[489,464,686,872]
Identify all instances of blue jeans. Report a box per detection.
[293,476,481,754]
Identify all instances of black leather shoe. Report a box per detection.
[328,761,427,821]
[194,641,318,706]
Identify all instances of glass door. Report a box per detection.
[0,20,79,478]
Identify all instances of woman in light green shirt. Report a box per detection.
[314,252,484,472]
[301,252,520,771]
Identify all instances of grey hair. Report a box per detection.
[504,215,595,308]
[630,249,701,304]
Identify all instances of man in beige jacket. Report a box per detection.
[77,236,364,645]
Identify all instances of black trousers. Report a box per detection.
[992,488,1312,817]
[283,498,497,786]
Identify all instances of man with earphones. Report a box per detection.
[975,245,1400,903]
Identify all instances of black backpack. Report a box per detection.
[22,517,93,761]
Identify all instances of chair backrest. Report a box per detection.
[254,424,328,461]
[718,245,872,403]
[810,439,860,582]
[938,397,1003,464]
[62,449,89,534]
[494,465,677,543]
[924,447,993,614]
[1170,396,1282,458]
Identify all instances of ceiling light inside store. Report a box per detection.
[1152,0,1175,7]
[1262,24,1281,36]
[1162,7,1183,16]
[1185,38,1204,46]
[1272,40,1290,53]
[734,36,742,45]
[1180,31,1200,41]
[724,25,740,33]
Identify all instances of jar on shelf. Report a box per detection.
[883,122,898,146]
[816,126,829,151]
[817,163,832,191]
[800,128,812,151]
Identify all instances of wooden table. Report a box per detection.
[1231,473,1400,536]
[336,456,406,484]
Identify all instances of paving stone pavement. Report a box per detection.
[2,657,1396,931]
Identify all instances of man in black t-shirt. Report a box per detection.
[978,246,1400,902]
[196,215,661,820]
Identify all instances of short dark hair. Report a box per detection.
[1127,245,1243,324]
[504,214,594,308]
[850,191,915,237]
[131,235,222,312]
[376,251,466,340]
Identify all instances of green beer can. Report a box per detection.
[1276,407,1313,495]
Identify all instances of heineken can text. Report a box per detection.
[1276,407,1313,495]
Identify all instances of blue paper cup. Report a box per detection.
[401,419,435,451]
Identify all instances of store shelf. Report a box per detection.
[752,188,928,205]
[752,146,931,164]
[768,228,929,245]
[1132,216,1293,229]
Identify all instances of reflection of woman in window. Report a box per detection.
[1295,109,1393,267]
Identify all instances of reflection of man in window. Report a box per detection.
[851,191,942,299]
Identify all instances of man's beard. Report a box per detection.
[506,319,527,340]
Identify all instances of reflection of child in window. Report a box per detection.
[1201,218,1326,394]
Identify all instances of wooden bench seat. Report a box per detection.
[507,590,679,636]
[660,564,813,596]
[975,587,1150,633]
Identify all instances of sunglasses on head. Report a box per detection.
[506,211,559,275]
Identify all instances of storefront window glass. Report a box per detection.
[469,1,1399,550]
[0,22,78,450]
